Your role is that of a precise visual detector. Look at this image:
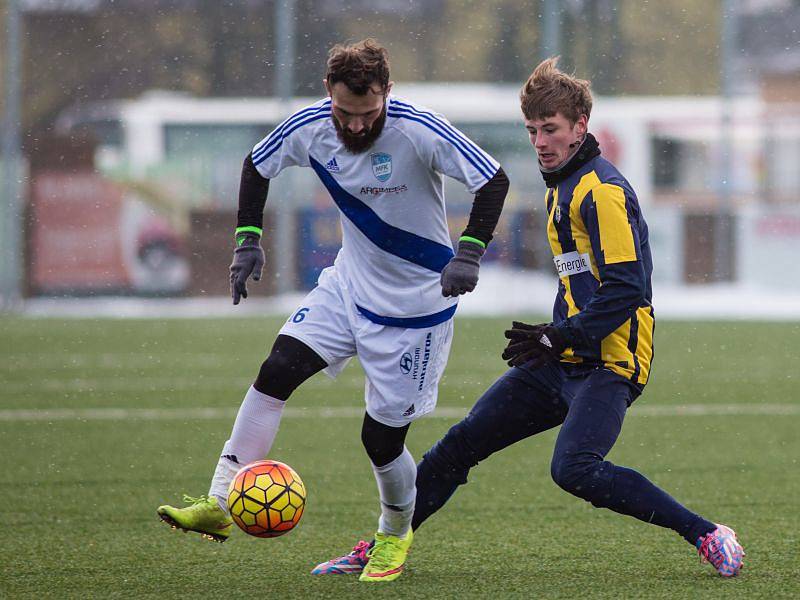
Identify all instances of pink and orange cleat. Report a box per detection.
[697,524,745,577]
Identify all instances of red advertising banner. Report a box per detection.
[29,171,189,295]
[30,172,130,292]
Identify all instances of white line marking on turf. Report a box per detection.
[3,352,227,370]
[0,375,368,393]
[1,377,257,393]
[0,403,797,422]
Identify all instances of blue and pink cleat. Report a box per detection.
[697,524,745,577]
[311,540,371,575]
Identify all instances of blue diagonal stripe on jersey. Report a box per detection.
[389,99,496,174]
[388,100,496,178]
[252,102,332,163]
[309,155,454,273]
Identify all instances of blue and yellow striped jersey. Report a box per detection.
[546,143,654,389]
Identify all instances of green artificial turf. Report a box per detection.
[0,316,798,598]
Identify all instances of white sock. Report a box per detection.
[208,386,285,511]
[371,446,416,537]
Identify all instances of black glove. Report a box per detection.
[440,241,485,297]
[229,233,265,305]
[502,321,567,368]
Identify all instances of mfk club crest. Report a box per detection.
[370,152,392,182]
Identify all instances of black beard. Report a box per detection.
[333,107,386,154]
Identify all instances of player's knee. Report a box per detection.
[550,453,598,500]
[361,428,405,467]
[253,335,326,400]
[254,354,295,400]
[361,414,408,467]
[253,350,310,400]
[420,423,479,483]
[418,444,468,487]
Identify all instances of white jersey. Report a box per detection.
[251,95,499,326]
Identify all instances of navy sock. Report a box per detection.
[583,462,717,546]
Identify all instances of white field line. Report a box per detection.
[17,275,800,320]
[0,377,257,393]
[3,353,227,370]
[0,403,797,422]
[0,377,369,394]
[0,368,780,394]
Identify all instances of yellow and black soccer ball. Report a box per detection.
[227,460,306,537]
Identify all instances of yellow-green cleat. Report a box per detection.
[358,529,413,583]
[157,495,233,543]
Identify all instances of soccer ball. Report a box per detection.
[227,460,306,538]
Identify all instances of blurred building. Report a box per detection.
[11,1,800,299]
[739,0,800,101]
[41,83,800,296]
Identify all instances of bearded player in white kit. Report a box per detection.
[157,39,509,582]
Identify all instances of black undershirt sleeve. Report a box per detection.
[236,153,271,231]
[460,166,509,246]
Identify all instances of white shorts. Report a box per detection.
[279,266,454,427]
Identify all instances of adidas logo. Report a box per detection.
[325,156,340,172]
[222,454,240,464]
[402,404,415,417]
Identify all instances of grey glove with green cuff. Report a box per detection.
[230,232,265,305]
[440,239,485,297]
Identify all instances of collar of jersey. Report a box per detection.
[540,132,601,188]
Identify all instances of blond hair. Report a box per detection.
[520,57,593,123]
